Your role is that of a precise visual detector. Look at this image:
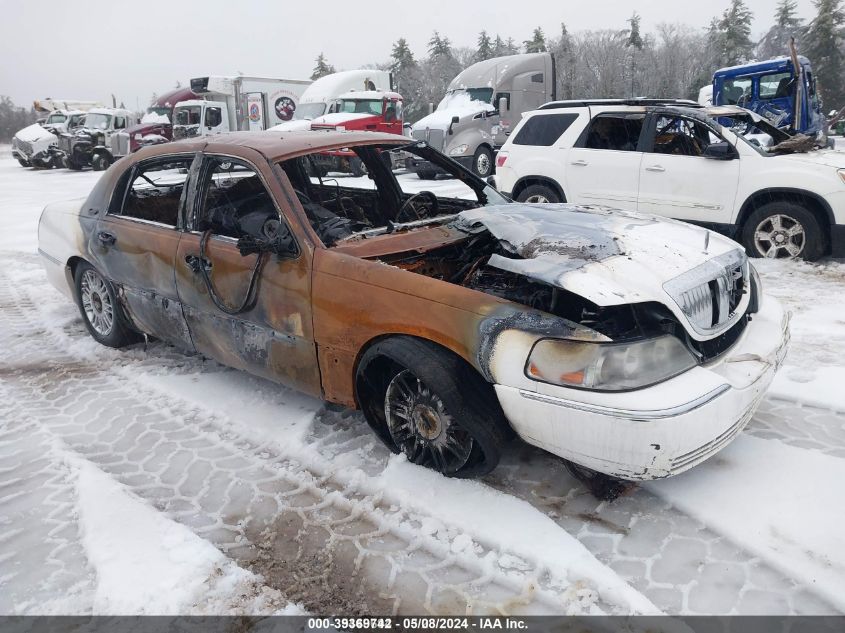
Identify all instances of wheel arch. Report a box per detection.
[510,176,567,202]
[737,188,833,249]
[65,256,89,295]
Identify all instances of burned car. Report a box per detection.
[37,131,789,480]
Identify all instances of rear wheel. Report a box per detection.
[742,201,825,261]
[357,337,511,478]
[16,158,31,168]
[74,262,138,348]
[516,183,561,204]
[416,169,437,180]
[65,156,83,170]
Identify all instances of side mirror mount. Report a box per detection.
[448,115,459,135]
[702,141,737,160]
[498,97,509,114]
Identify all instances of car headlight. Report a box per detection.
[449,144,469,156]
[525,335,698,391]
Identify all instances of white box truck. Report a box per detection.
[172,75,311,139]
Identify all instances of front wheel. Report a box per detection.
[742,201,826,261]
[472,146,493,178]
[74,262,138,348]
[357,337,512,478]
[16,158,31,168]
[91,153,111,171]
[516,183,561,204]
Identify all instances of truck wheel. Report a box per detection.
[416,169,437,180]
[356,337,512,478]
[472,146,493,178]
[742,201,826,261]
[16,158,31,168]
[91,154,111,172]
[516,184,561,204]
[65,156,83,171]
[349,157,366,177]
[74,262,139,348]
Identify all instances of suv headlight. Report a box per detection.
[525,335,697,391]
[449,144,469,156]
[838,169,845,185]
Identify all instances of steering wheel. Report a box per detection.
[262,218,282,240]
[396,191,439,223]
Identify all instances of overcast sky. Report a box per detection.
[1,0,819,111]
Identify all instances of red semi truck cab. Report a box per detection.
[110,87,198,158]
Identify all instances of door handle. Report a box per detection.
[97,231,116,246]
[184,254,212,273]
[571,159,588,166]
[645,165,665,172]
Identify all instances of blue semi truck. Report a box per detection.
[711,54,824,135]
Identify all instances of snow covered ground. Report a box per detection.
[1,143,845,615]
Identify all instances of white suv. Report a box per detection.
[495,100,845,261]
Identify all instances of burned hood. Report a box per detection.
[456,204,747,340]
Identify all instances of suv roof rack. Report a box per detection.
[537,98,703,110]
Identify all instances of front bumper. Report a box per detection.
[408,156,473,174]
[495,297,790,480]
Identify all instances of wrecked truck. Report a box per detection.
[37,130,789,481]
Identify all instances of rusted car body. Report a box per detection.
[38,130,789,481]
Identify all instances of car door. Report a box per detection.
[563,109,646,210]
[637,113,740,224]
[174,149,322,397]
[90,154,196,350]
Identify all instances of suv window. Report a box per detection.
[116,157,192,226]
[650,115,721,157]
[580,113,644,151]
[513,113,577,146]
[197,158,279,239]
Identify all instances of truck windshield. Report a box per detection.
[441,88,494,108]
[294,103,327,120]
[148,106,172,117]
[174,106,202,126]
[338,99,383,115]
[85,113,112,130]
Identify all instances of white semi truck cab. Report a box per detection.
[173,75,311,139]
[410,52,555,178]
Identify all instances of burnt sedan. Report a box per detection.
[38,130,789,480]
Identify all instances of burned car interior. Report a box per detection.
[278,143,495,246]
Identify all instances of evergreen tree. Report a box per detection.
[804,0,845,107]
[493,34,506,56]
[523,27,547,53]
[311,53,336,80]
[776,0,803,27]
[427,31,453,59]
[627,12,644,49]
[717,0,755,66]
[505,37,520,54]
[758,0,805,58]
[477,31,494,61]
[390,38,416,75]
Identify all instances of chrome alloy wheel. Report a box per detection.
[80,269,114,336]
[754,213,805,258]
[475,152,491,177]
[525,194,550,203]
[384,369,473,474]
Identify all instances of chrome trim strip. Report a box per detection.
[517,384,731,421]
[37,248,61,265]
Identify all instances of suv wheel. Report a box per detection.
[742,201,825,261]
[472,146,493,178]
[516,184,561,204]
[74,262,139,348]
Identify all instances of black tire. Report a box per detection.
[73,262,138,348]
[416,169,437,180]
[65,156,83,171]
[356,336,512,478]
[349,157,366,177]
[742,201,826,261]
[16,158,31,168]
[516,183,561,204]
[91,153,111,172]
[472,146,493,178]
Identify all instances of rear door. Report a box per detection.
[174,150,321,397]
[637,113,740,223]
[563,109,646,209]
[91,154,196,350]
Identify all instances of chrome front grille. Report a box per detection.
[18,139,34,157]
[411,127,445,151]
[664,250,749,336]
[111,131,129,157]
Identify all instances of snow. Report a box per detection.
[13,122,54,143]
[141,112,170,124]
[1,143,845,615]
[414,93,492,129]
